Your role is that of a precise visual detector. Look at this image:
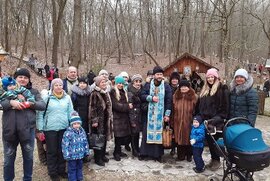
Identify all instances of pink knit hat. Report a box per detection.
[206,68,219,78]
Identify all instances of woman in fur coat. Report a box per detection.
[230,68,258,126]
[110,76,132,161]
[197,68,229,171]
[172,79,197,161]
[89,76,113,166]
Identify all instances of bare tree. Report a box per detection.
[18,0,34,67]
[69,0,82,68]
[51,0,67,67]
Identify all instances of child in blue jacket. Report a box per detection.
[62,112,90,181]
[190,115,206,173]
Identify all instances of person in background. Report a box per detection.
[36,78,74,181]
[140,66,172,162]
[110,76,132,161]
[1,68,46,181]
[172,79,197,162]
[63,66,78,95]
[89,75,113,166]
[263,77,270,97]
[62,111,89,181]
[44,64,50,75]
[197,68,229,171]
[127,74,143,157]
[169,71,181,156]
[87,69,96,85]
[145,70,153,84]
[71,76,91,162]
[90,69,112,93]
[190,115,205,173]
[229,68,259,126]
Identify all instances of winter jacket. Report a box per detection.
[127,84,142,134]
[230,75,259,126]
[190,124,205,148]
[63,78,78,95]
[71,85,91,126]
[36,91,74,131]
[172,88,197,145]
[89,86,113,140]
[197,83,229,130]
[1,85,46,143]
[62,126,89,160]
[110,88,131,137]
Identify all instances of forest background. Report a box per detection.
[0,0,270,78]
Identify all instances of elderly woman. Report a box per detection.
[230,68,259,126]
[89,76,113,166]
[37,78,74,181]
[172,80,197,161]
[197,68,229,171]
[1,68,46,181]
[110,76,132,161]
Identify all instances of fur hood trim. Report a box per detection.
[71,85,91,96]
[230,75,254,95]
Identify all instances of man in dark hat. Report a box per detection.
[140,66,172,162]
[1,68,46,181]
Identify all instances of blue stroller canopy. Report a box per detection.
[225,124,269,152]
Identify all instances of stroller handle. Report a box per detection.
[223,117,251,132]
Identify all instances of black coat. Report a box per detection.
[71,85,91,131]
[128,84,142,133]
[197,83,229,130]
[110,88,131,137]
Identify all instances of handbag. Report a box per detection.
[88,128,105,150]
[162,125,173,148]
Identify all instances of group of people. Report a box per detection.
[0,65,259,181]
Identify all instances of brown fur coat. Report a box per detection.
[172,88,197,145]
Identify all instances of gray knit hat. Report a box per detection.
[131,74,143,82]
[94,75,105,86]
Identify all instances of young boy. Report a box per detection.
[0,76,35,108]
[190,115,206,173]
[62,112,90,181]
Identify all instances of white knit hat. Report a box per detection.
[234,68,248,80]
[119,71,129,78]
[99,69,108,76]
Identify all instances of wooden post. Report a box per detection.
[258,91,266,115]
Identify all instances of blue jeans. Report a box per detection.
[68,159,83,181]
[3,128,35,181]
[192,147,205,171]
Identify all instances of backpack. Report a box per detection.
[53,72,59,79]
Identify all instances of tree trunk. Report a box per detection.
[51,0,67,67]
[18,0,34,67]
[69,0,82,68]
[41,3,48,63]
[4,0,9,52]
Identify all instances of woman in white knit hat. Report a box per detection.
[229,68,259,126]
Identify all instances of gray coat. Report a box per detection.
[1,87,46,143]
[230,75,259,126]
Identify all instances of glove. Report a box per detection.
[36,132,45,142]
[190,139,196,145]
[21,102,31,109]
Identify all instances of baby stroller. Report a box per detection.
[205,117,270,181]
